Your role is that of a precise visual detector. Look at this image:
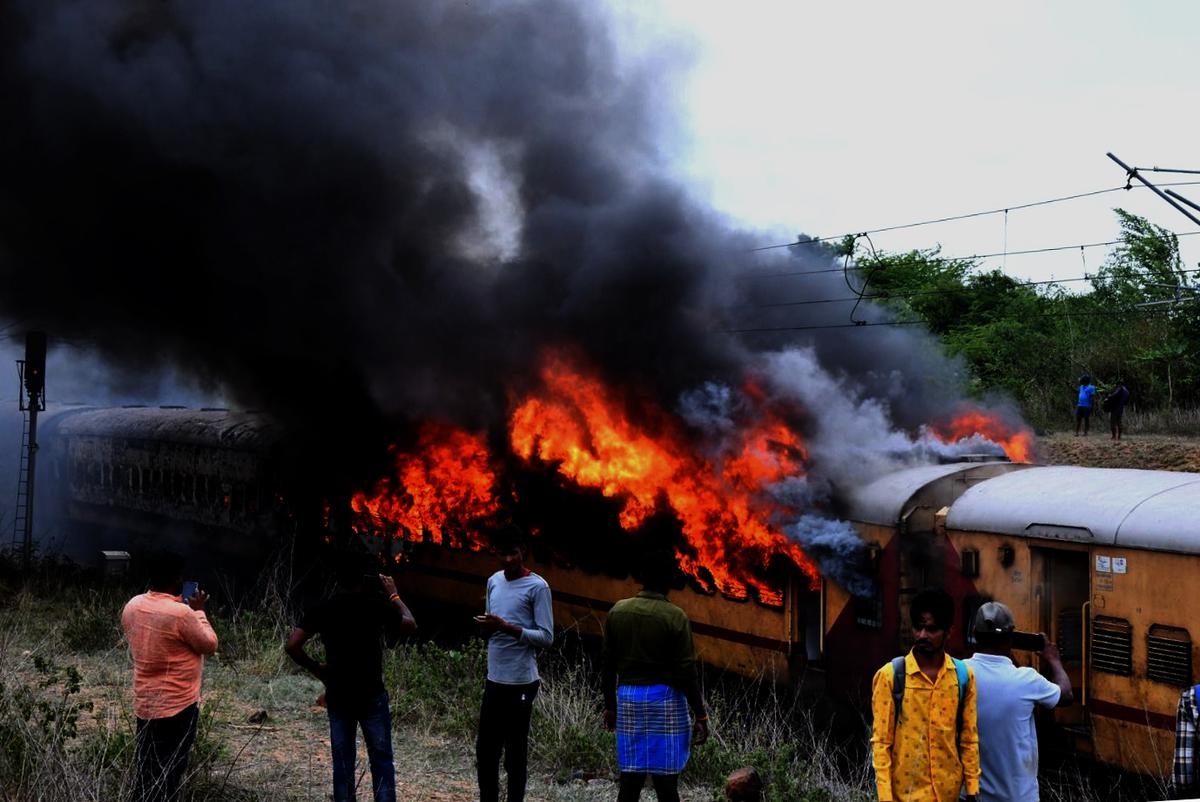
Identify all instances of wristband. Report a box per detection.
[389,593,400,603]
[695,714,709,722]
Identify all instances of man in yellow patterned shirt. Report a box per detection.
[870,588,980,802]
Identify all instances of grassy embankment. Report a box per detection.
[0,563,872,802]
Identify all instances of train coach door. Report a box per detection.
[1031,547,1089,732]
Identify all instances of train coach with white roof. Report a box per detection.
[828,461,1200,778]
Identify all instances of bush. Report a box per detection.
[384,640,487,739]
[530,654,613,780]
[0,654,96,796]
[211,608,285,665]
[1123,405,1200,436]
[60,590,126,653]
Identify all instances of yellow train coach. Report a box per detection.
[939,465,1200,776]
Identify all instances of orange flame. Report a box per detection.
[510,355,818,602]
[351,422,499,549]
[931,408,1037,463]
[347,359,1038,605]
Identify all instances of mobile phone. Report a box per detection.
[181,581,199,602]
[1011,631,1045,652]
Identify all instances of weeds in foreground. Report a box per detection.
[381,637,873,801]
[0,555,1175,801]
[60,589,127,653]
[385,639,487,738]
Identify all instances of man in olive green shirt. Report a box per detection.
[602,550,708,802]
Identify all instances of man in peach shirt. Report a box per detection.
[122,552,218,802]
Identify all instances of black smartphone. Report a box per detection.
[181,581,198,602]
[1011,630,1045,652]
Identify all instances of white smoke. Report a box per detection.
[758,347,1003,491]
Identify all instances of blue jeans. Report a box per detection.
[328,690,395,802]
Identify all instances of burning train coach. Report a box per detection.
[39,389,1199,779]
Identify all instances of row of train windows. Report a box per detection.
[1090,617,1193,686]
[72,461,260,516]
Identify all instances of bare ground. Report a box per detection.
[6,644,682,802]
[1038,431,1200,472]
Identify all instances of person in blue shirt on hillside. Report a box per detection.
[1074,374,1097,436]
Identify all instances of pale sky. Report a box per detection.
[621,0,1200,283]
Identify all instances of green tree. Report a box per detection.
[841,208,1200,426]
[1091,209,1198,408]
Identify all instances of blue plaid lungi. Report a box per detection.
[616,684,691,774]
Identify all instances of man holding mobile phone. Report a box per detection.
[122,551,218,802]
[285,556,416,802]
[965,602,1073,802]
[474,526,553,802]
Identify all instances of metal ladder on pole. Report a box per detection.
[11,410,30,553]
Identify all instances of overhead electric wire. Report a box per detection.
[754,268,1200,309]
[726,303,1191,336]
[750,180,1200,254]
[744,229,1200,281]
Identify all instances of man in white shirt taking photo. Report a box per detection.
[965,602,1073,802]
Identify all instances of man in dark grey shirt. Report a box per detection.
[473,527,553,802]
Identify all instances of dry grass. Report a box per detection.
[0,577,874,802]
[1038,431,1200,472]
[1,535,1182,802]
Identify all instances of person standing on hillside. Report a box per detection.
[474,527,554,802]
[122,551,219,802]
[1074,374,1097,436]
[285,558,417,802]
[870,587,980,802]
[602,549,709,802]
[965,602,1073,802]
[1105,381,1130,441]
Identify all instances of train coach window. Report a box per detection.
[854,592,883,629]
[1057,607,1083,662]
[960,549,980,579]
[1147,625,1192,687]
[963,595,987,646]
[1091,616,1133,676]
[853,543,883,629]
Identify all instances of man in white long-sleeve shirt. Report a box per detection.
[473,526,554,802]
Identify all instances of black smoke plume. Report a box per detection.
[0,0,974,501]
